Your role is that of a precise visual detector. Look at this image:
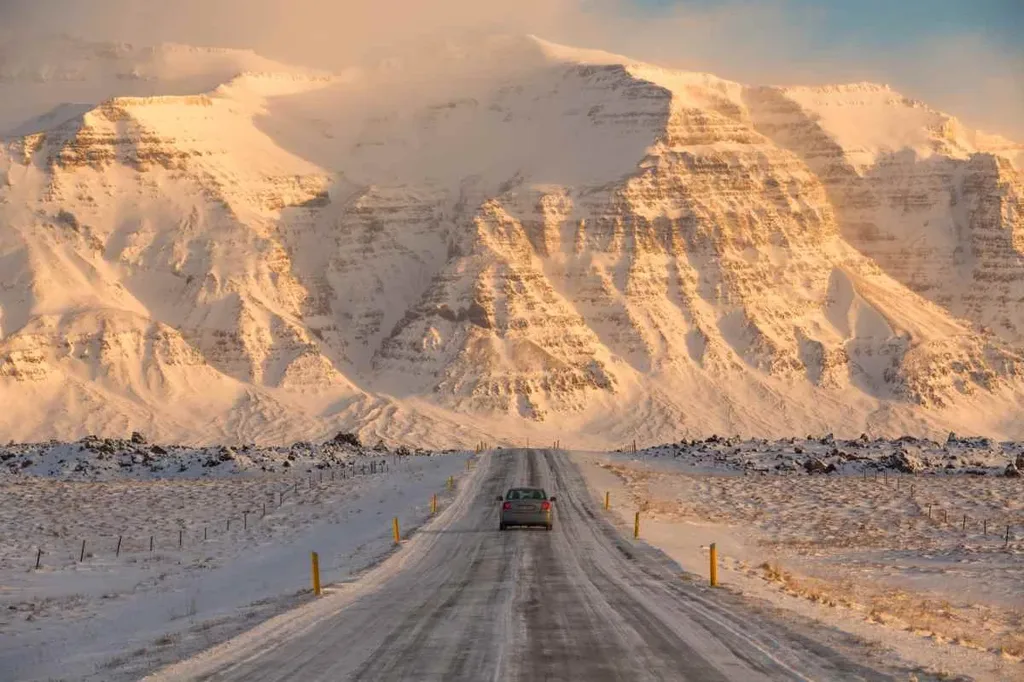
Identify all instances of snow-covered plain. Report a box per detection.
[0,438,470,681]
[574,438,1024,681]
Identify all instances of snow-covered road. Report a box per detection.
[151,450,900,681]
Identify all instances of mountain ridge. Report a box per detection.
[1,34,1023,447]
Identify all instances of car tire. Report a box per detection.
[546,524,553,531]
[499,523,506,531]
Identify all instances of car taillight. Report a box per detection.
[541,501,551,511]
[503,502,512,510]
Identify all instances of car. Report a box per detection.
[497,487,556,530]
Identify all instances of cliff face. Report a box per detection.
[745,84,1024,343]
[1,36,1023,446]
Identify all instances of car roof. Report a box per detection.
[507,487,546,496]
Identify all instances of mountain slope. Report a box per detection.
[745,83,1024,343]
[1,35,1023,446]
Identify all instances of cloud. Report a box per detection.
[0,0,1020,138]
[0,0,581,66]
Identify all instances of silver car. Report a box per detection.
[498,487,556,530]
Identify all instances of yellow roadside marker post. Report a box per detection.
[393,517,401,545]
[311,552,322,596]
[710,543,718,587]
[634,511,640,539]
[431,494,437,515]
[604,491,610,510]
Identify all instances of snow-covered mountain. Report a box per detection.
[2,34,1023,446]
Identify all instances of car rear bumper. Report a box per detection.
[501,511,551,526]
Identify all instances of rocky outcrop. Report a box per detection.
[886,449,923,473]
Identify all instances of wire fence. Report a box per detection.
[14,458,397,571]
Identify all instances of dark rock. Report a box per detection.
[886,450,923,473]
[151,445,168,455]
[804,458,830,474]
[333,432,362,448]
[130,431,147,445]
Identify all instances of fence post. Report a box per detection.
[393,517,401,545]
[311,551,322,596]
[710,543,718,587]
[633,512,640,539]
[204,527,207,541]
[35,547,42,570]
[79,539,86,562]
[116,535,122,557]
[149,535,153,552]
[179,530,183,548]
[263,502,266,518]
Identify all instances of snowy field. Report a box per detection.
[0,436,470,681]
[575,436,1024,681]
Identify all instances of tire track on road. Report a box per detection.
[153,449,900,682]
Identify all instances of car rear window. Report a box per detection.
[508,489,546,500]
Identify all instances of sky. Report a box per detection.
[0,0,1020,137]
[631,0,1022,53]
[611,0,1024,137]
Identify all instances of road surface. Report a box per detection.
[152,450,895,681]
